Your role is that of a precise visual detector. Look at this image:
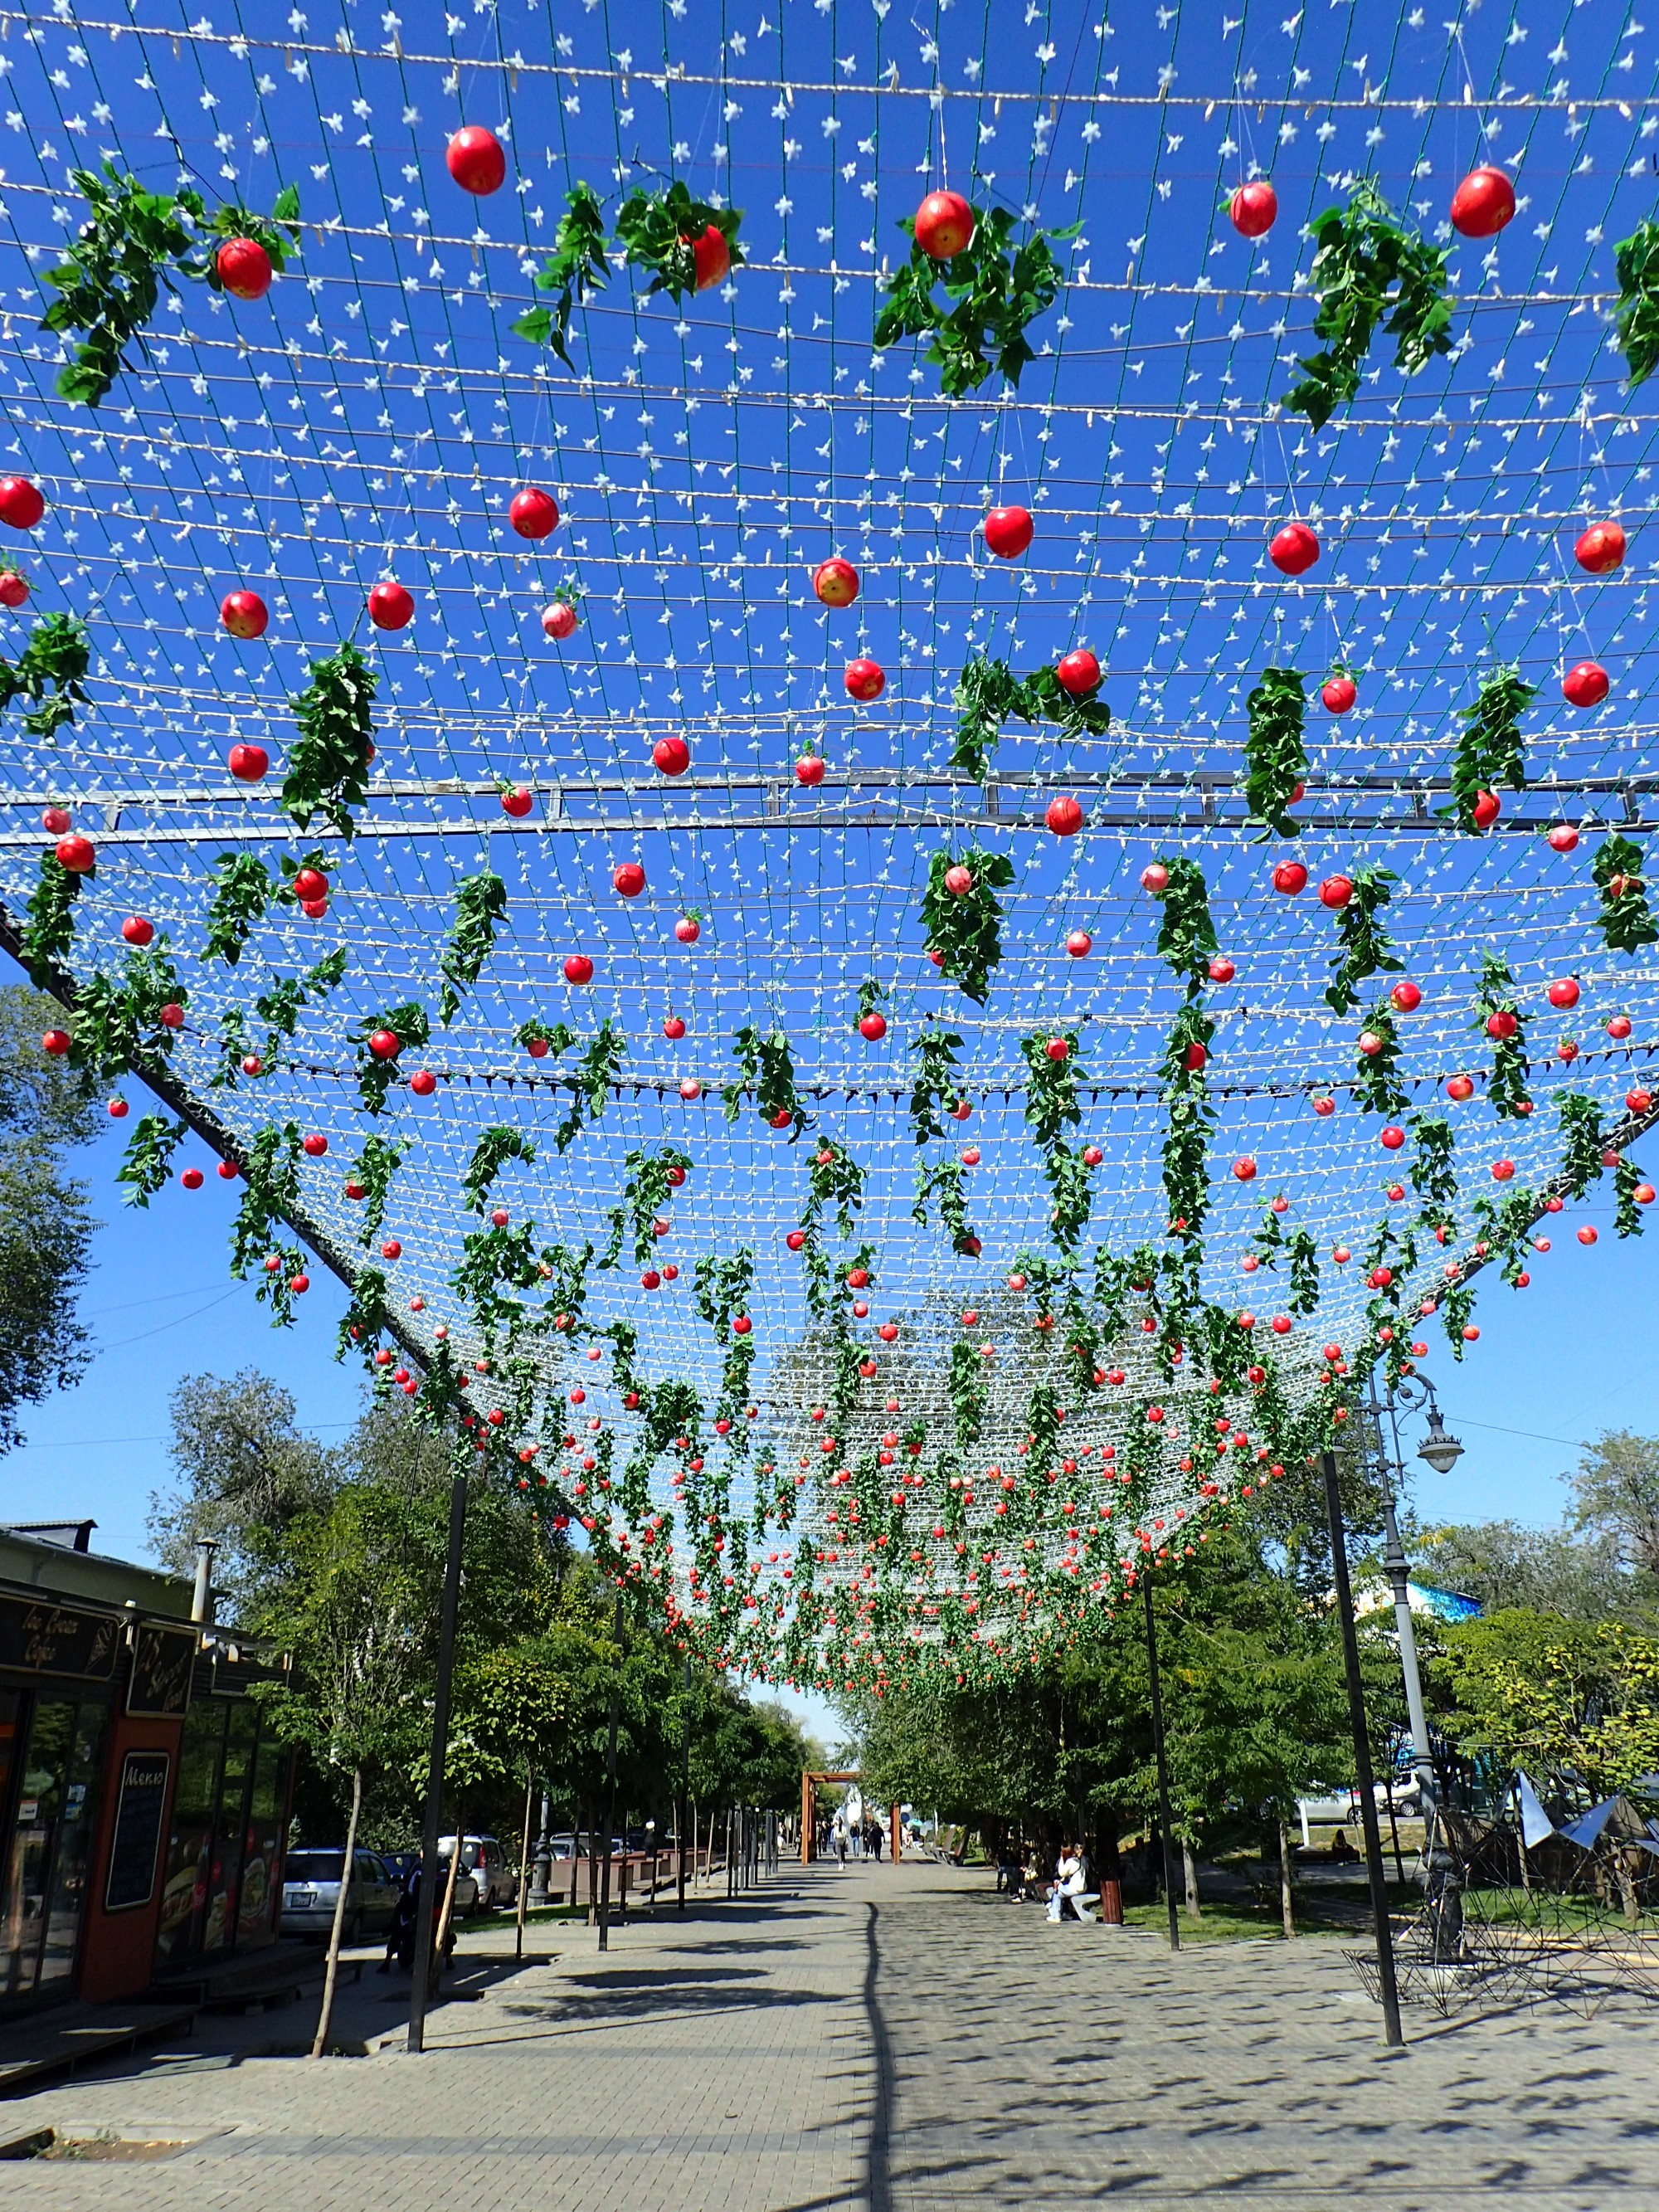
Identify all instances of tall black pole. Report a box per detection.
[597,1591,623,1953]
[677,1650,690,1915]
[1321,1449,1405,2049]
[407,1467,468,2054]
[1141,1569,1182,1953]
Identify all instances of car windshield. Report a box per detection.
[285,1851,345,1881]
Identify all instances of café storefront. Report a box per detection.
[0,1523,292,2015]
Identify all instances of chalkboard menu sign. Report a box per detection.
[105,1750,171,1912]
[127,1624,196,1718]
[0,1591,119,1680]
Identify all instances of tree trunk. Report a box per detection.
[1278,1818,1297,1941]
[1614,1844,1642,1927]
[689,1795,699,1890]
[311,1763,362,2059]
[514,1766,534,1962]
[1182,1834,1202,1918]
[586,1800,597,1923]
[433,1806,465,1996]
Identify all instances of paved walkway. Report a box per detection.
[2,1859,1657,2208]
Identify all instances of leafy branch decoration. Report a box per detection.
[439,872,508,1025]
[1283,178,1452,430]
[283,643,377,838]
[41,163,300,408]
[1243,667,1306,840]
[874,204,1077,396]
[919,846,1017,1004]
[949,655,1109,781]
[1592,833,1659,956]
[1613,215,1659,389]
[0,616,92,739]
[1448,669,1535,833]
[512,183,609,367]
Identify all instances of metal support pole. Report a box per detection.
[1141,1570,1181,1954]
[597,1592,623,1953]
[677,1651,690,1915]
[407,1469,468,2054]
[1321,1451,1405,2049]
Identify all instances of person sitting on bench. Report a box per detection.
[1046,1842,1101,1922]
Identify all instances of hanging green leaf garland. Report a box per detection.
[949,655,1110,780]
[18,852,83,987]
[346,1134,403,1245]
[554,1020,625,1152]
[1325,865,1403,1015]
[1448,669,1535,833]
[1472,953,1532,1119]
[907,1027,965,1145]
[1613,214,1659,388]
[1282,177,1453,430]
[0,615,92,739]
[203,854,274,966]
[722,1025,810,1137]
[511,183,610,366]
[1591,833,1659,955]
[461,1127,538,1212]
[283,643,378,838]
[1243,668,1307,840]
[873,204,1078,395]
[41,164,301,407]
[615,181,745,301]
[919,846,1016,1002]
[353,1003,429,1114]
[114,1113,187,1206]
[438,872,508,1025]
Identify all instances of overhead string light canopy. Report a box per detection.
[4,1,1659,1694]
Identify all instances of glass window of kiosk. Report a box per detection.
[1,1694,108,2004]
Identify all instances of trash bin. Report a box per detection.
[1100,1878,1124,1925]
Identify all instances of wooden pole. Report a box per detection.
[514,1765,534,1962]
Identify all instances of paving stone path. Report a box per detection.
[4,1858,1657,2209]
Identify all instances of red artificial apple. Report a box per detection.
[0,476,46,530]
[509,486,559,539]
[564,953,594,985]
[1449,165,1515,239]
[447,125,507,196]
[613,860,645,898]
[1574,519,1626,575]
[542,599,578,639]
[368,579,414,630]
[1066,929,1092,958]
[216,236,273,300]
[1045,793,1083,837]
[0,571,28,608]
[1229,179,1277,238]
[795,751,826,787]
[1321,674,1356,714]
[56,832,95,873]
[687,224,730,290]
[844,657,885,701]
[813,558,859,607]
[121,914,154,947]
[913,190,975,260]
[1268,521,1320,576]
[983,504,1034,559]
[1563,660,1609,708]
[653,736,690,776]
[1272,860,1309,895]
[1055,648,1100,697]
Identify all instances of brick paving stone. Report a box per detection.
[2,1859,1655,2210]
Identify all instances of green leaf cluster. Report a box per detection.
[601,1144,693,1270]
[722,1024,810,1137]
[907,1027,964,1145]
[1243,668,1307,840]
[1151,855,1219,996]
[41,163,299,407]
[462,1126,538,1212]
[18,853,81,987]
[283,643,377,838]
[948,654,1109,780]
[353,1003,429,1115]
[1353,998,1407,1118]
[1592,833,1659,956]
[873,205,1075,396]
[1449,669,1535,833]
[615,181,745,302]
[439,871,508,1025]
[204,853,273,966]
[348,1134,403,1245]
[0,615,92,739]
[1613,216,1659,388]
[1325,865,1403,1015]
[1472,953,1532,1120]
[510,183,609,367]
[918,845,1016,1003]
[115,1112,187,1207]
[69,942,187,1081]
[554,1019,625,1152]
[1282,178,1452,430]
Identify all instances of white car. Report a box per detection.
[439,1833,518,1911]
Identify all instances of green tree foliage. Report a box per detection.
[0,987,100,1450]
[1416,1518,1648,1625]
[1430,1610,1659,1799]
[1569,1429,1659,1578]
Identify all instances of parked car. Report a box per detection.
[280,1847,402,1942]
[439,1833,517,1911]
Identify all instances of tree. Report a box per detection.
[1430,1609,1659,1805]
[150,1367,338,1600]
[1415,1518,1648,1625]
[1569,1430,1659,1579]
[251,1477,435,2055]
[0,985,99,1450]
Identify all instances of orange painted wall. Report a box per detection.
[77,1708,184,2005]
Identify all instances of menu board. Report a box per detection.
[0,1591,119,1680]
[105,1750,172,1912]
[127,1624,197,1717]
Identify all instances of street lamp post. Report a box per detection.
[1360,1366,1464,1807]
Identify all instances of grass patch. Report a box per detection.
[1111,1881,1422,1942]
